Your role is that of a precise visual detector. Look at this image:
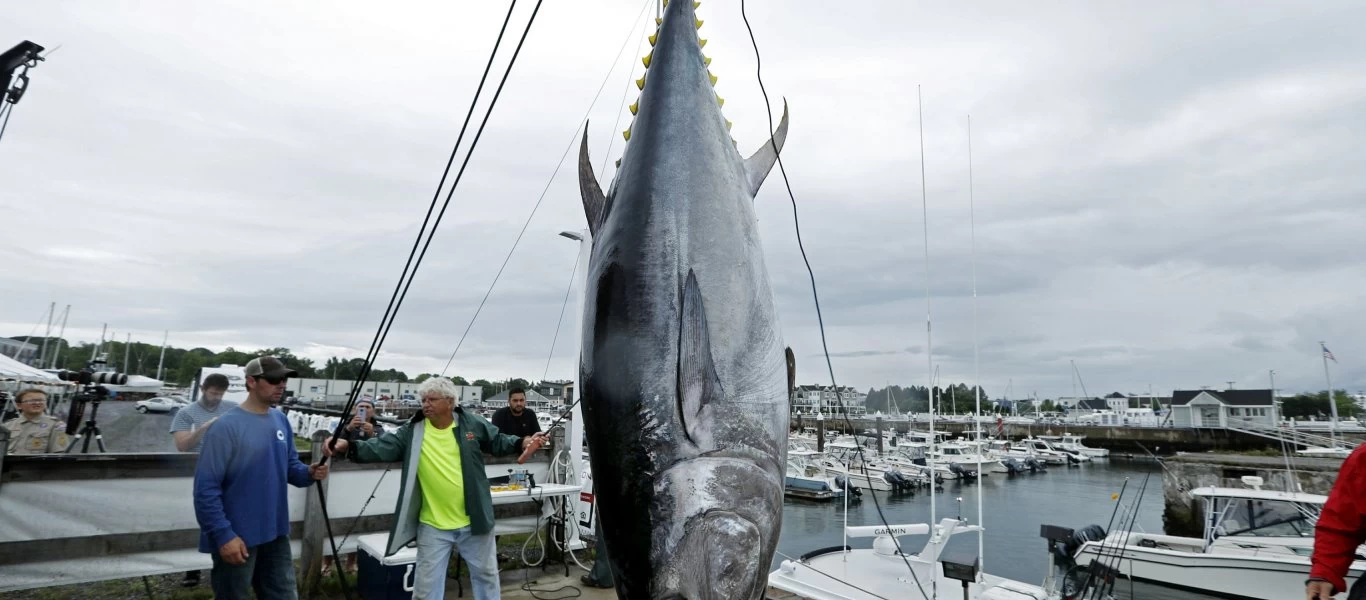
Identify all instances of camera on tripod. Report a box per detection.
[56,368,128,387]
[59,359,126,448]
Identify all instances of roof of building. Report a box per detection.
[1171,389,1274,406]
[486,388,556,405]
[1076,398,1110,410]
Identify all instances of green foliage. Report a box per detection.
[1280,390,1360,419]
[865,383,990,414]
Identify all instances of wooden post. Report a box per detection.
[816,416,825,453]
[875,417,884,454]
[302,431,329,597]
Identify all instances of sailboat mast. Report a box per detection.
[968,114,985,575]
[915,85,937,556]
[156,330,169,381]
[49,305,70,369]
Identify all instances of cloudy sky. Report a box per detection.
[2,0,1362,399]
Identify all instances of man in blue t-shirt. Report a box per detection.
[194,356,328,599]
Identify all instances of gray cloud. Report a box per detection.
[2,0,1364,399]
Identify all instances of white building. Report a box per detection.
[791,385,866,418]
[285,378,481,406]
[0,338,40,365]
[1169,389,1277,428]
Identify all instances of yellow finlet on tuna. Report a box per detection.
[699,38,707,48]
[623,127,632,141]
[716,95,724,107]
[708,71,718,86]
[642,52,653,68]
[629,101,639,115]
[703,56,712,66]
[696,19,704,29]
[649,32,658,46]
[636,75,646,90]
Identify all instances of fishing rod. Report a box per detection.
[517,396,580,464]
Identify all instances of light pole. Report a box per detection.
[559,228,590,552]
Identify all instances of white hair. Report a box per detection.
[417,377,460,401]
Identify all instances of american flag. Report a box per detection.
[1322,343,1337,363]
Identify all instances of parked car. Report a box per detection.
[136,397,188,414]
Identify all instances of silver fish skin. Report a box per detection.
[575,1,791,598]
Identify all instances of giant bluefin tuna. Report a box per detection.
[575,0,790,598]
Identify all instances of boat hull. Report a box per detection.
[1074,537,1363,600]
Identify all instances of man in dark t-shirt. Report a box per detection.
[491,387,541,439]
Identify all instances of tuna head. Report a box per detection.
[574,1,790,598]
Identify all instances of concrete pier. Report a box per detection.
[1160,452,1346,537]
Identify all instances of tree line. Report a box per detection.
[6,336,559,401]
[862,383,991,414]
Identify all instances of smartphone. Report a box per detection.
[358,407,367,420]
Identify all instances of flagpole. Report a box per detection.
[1321,341,1338,448]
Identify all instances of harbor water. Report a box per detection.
[777,460,1218,600]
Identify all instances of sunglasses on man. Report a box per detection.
[253,374,287,385]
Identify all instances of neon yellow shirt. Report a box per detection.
[418,418,470,529]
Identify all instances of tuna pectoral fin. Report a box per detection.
[742,98,790,197]
[578,127,607,236]
[679,270,722,447]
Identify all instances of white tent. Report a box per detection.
[0,353,60,382]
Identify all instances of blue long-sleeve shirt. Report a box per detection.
[193,406,312,553]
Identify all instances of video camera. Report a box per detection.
[60,359,126,437]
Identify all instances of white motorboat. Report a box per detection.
[1040,434,1109,458]
[1014,438,1075,464]
[936,441,1009,474]
[1297,445,1352,458]
[785,451,847,501]
[769,519,1055,600]
[1069,476,1363,600]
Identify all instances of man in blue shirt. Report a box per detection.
[194,356,328,599]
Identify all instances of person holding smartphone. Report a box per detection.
[344,399,378,443]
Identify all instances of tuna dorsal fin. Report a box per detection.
[678,270,721,447]
[742,98,790,197]
[785,346,796,401]
[578,127,606,236]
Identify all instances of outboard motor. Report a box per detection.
[1002,458,1026,475]
[948,462,978,480]
[1067,453,1081,466]
[833,474,863,499]
[1025,457,1047,472]
[1051,524,1107,567]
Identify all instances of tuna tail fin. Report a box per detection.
[743,98,790,198]
[679,270,722,448]
[578,127,607,236]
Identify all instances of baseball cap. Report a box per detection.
[244,356,299,380]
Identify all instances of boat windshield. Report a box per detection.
[1214,497,1317,538]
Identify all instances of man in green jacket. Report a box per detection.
[326,377,544,600]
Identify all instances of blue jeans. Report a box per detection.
[415,522,500,600]
[209,535,297,600]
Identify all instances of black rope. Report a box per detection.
[326,0,524,447]
[439,0,654,375]
[541,251,581,381]
[310,1,544,596]
[0,102,15,145]
[740,2,927,597]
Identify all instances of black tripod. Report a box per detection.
[65,400,107,453]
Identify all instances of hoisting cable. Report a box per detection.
[740,1,928,597]
[309,1,545,596]
[438,0,655,374]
